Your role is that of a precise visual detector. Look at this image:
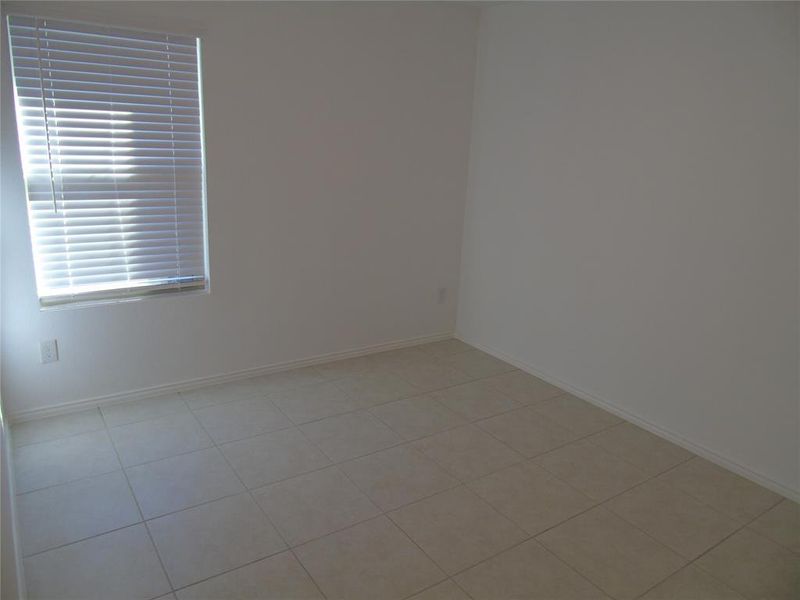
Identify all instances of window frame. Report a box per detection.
[6,14,211,309]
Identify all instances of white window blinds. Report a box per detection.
[7,15,208,306]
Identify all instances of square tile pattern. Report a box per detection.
[11,340,797,599]
[253,466,380,546]
[389,485,527,574]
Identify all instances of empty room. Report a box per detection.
[0,1,797,599]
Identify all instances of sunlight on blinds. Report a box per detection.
[7,15,209,306]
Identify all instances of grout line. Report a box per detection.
[326,443,457,584]
[286,535,332,599]
[631,510,768,599]
[396,577,479,600]
[163,548,300,598]
[341,453,464,512]
[398,579,451,600]
[8,352,508,455]
[376,440,663,597]
[11,342,791,599]
[6,388,663,507]
[8,332,456,424]
[383,483,507,579]
[185,393,330,599]
[532,452,756,600]
[242,362,517,595]
[96,408,176,594]
[13,465,123,499]
[452,577,477,600]
[2,346,595,595]
[144,366,514,477]
[10,420,108,450]
[20,425,711,595]
[377,447,711,596]
[458,335,800,503]
[21,520,142,560]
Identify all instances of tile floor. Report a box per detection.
[10,339,799,600]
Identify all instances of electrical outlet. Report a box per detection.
[437,287,448,304]
[40,339,58,364]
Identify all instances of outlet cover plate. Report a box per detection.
[40,339,58,364]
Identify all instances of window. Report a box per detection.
[7,16,208,306]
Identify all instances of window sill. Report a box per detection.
[39,284,210,311]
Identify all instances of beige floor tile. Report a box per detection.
[299,410,402,462]
[12,409,105,447]
[220,428,331,489]
[253,366,331,394]
[390,358,472,392]
[247,370,323,397]
[658,457,782,523]
[454,539,609,600]
[101,394,189,428]
[437,350,516,379]
[176,551,323,599]
[126,447,244,519]
[389,486,527,574]
[192,396,292,443]
[478,405,579,457]
[313,355,375,380]
[253,466,380,546]
[640,565,745,600]
[148,493,286,589]
[695,528,800,600]
[408,580,471,600]
[588,422,693,476]
[537,507,685,600]
[18,471,140,556]
[749,499,800,553]
[270,382,358,425]
[100,393,189,427]
[270,381,361,424]
[468,462,595,535]
[270,381,359,425]
[370,393,467,441]
[417,339,474,358]
[607,479,739,559]
[367,347,434,369]
[109,412,212,467]
[414,424,523,481]
[13,429,121,494]
[181,379,263,409]
[334,371,420,408]
[341,445,459,511]
[24,524,169,600]
[295,516,445,600]
[354,351,406,371]
[438,380,521,421]
[533,394,621,436]
[535,439,647,501]
[482,370,564,405]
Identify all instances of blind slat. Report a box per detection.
[8,15,208,305]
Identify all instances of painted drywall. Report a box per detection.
[0,1,478,416]
[457,2,799,495]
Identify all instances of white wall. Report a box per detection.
[458,2,799,495]
[1,411,25,600]
[1,1,478,416]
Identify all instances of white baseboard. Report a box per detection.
[9,331,453,424]
[456,333,800,503]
